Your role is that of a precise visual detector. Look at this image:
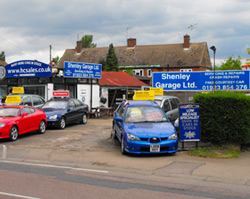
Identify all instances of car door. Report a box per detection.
[114,105,125,141]
[169,98,179,122]
[64,100,76,124]
[18,107,35,134]
[73,99,84,120]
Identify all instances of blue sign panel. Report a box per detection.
[152,71,250,91]
[5,60,52,78]
[64,61,102,79]
[179,104,200,142]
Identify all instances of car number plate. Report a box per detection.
[150,145,160,152]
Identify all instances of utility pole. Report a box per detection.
[49,45,52,65]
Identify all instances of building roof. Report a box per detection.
[58,37,212,70]
[99,72,149,87]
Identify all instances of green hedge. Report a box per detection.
[193,91,250,145]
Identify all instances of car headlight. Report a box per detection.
[0,123,6,127]
[49,115,58,119]
[169,133,178,140]
[127,133,140,141]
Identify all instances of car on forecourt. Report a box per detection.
[112,100,178,155]
[42,97,89,129]
[154,95,180,123]
[0,105,47,141]
[5,94,46,109]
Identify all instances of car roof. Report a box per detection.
[8,94,44,98]
[154,95,179,100]
[47,97,71,102]
[125,100,159,107]
[0,105,27,108]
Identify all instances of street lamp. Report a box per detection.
[210,46,216,92]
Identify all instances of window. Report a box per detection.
[20,107,33,115]
[170,98,178,109]
[133,69,143,76]
[163,100,171,112]
[74,99,83,107]
[180,69,192,72]
[147,69,152,77]
[33,96,45,106]
[69,101,75,109]
[117,106,125,118]
[21,96,32,106]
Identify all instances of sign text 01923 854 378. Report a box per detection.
[152,71,250,91]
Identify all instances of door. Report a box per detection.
[18,107,35,134]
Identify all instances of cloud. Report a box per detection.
[0,0,249,65]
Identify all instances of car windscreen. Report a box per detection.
[0,107,20,117]
[42,101,68,109]
[125,106,168,123]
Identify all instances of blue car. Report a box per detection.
[112,100,178,155]
[42,97,89,129]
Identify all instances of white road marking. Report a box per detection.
[0,160,109,173]
[0,191,41,199]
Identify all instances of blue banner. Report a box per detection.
[64,61,102,79]
[5,60,52,78]
[152,71,250,91]
[179,104,200,142]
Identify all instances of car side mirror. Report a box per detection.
[21,113,28,117]
[115,117,122,122]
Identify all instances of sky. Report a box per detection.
[0,0,250,66]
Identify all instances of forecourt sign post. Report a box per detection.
[152,70,250,91]
[179,104,200,149]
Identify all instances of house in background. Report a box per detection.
[58,34,212,85]
[99,71,148,108]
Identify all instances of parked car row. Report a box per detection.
[0,96,89,141]
[1,92,181,156]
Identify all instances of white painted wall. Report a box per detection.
[77,84,100,108]
[47,83,54,100]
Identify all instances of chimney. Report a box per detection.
[76,41,82,53]
[127,38,136,48]
[183,34,190,49]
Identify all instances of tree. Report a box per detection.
[81,35,97,48]
[0,51,5,61]
[215,55,242,70]
[52,56,60,65]
[105,43,119,71]
[246,48,250,65]
[98,58,107,70]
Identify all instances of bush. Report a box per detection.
[193,91,250,145]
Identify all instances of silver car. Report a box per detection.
[154,95,180,123]
[5,94,46,109]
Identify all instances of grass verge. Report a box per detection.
[187,145,240,158]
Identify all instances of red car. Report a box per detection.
[0,105,47,141]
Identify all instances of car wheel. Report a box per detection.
[121,136,126,155]
[38,120,46,134]
[9,126,18,141]
[80,114,87,124]
[58,117,66,129]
